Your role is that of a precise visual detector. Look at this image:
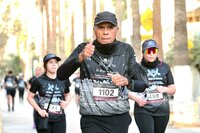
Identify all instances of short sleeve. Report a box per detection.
[63,79,71,93]
[29,78,40,94]
[166,68,174,85]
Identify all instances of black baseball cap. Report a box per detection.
[43,53,61,63]
[94,11,117,26]
[142,39,159,53]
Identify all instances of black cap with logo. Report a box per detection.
[94,11,118,26]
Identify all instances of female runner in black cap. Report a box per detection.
[27,53,71,133]
[131,39,176,133]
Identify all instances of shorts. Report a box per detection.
[81,112,132,133]
[6,88,16,97]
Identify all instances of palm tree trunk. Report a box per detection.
[153,0,163,60]
[92,0,96,27]
[71,11,75,52]
[174,0,189,65]
[131,0,141,61]
[173,0,193,125]
[116,0,122,40]
[83,0,87,42]
[58,0,65,58]
[45,0,57,54]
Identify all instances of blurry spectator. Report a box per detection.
[72,72,81,105]
[28,66,43,129]
[0,79,4,90]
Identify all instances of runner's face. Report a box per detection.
[35,67,43,77]
[93,22,118,44]
[143,47,158,62]
[46,59,59,74]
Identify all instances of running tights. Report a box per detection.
[134,113,169,133]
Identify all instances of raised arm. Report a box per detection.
[57,44,84,80]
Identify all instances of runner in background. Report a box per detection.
[0,79,4,90]
[17,73,27,104]
[4,70,18,111]
[72,72,80,105]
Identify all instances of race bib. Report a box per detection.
[146,92,163,101]
[44,103,61,112]
[93,87,119,101]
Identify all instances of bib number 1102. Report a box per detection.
[93,87,119,101]
[98,88,114,96]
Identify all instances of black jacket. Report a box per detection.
[57,40,148,116]
[57,40,147,82]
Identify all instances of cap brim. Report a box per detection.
[94,20,117,26]
[44,56,61,62]
[54,57,61,61]
[143,46,159,51]
[147,46,159,49]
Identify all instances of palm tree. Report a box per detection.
[153,0,163,60]
[173,0,192,125]
[83,0,87,42]
[131,0,141,61]
[71,11,75,52]
[116,0,122,40]
[58,0,65,58]
[92,0,96,26]
[44,0,57,54]
[174,0,189,65]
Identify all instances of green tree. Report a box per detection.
[190,32,200,72]
[1,54,21,75]
[164,38,174,67]
[0,0,28,74]
[141,8,153,32]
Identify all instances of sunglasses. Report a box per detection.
[144,47,158,54]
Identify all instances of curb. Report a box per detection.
[0,90,3,133]
[0,112,2,133]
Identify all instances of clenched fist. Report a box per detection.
[79,42,95,62]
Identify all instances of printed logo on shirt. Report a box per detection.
[147,68,161,78]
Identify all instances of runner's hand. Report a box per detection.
[38,109,48,117]
[128,92,147,107]
[135,95,147,107]
[108,73,128,87]
[156,86,167,93]
[79,42,95,62]
[60,100,69,109]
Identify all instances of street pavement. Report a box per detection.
[0,88,200,133]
